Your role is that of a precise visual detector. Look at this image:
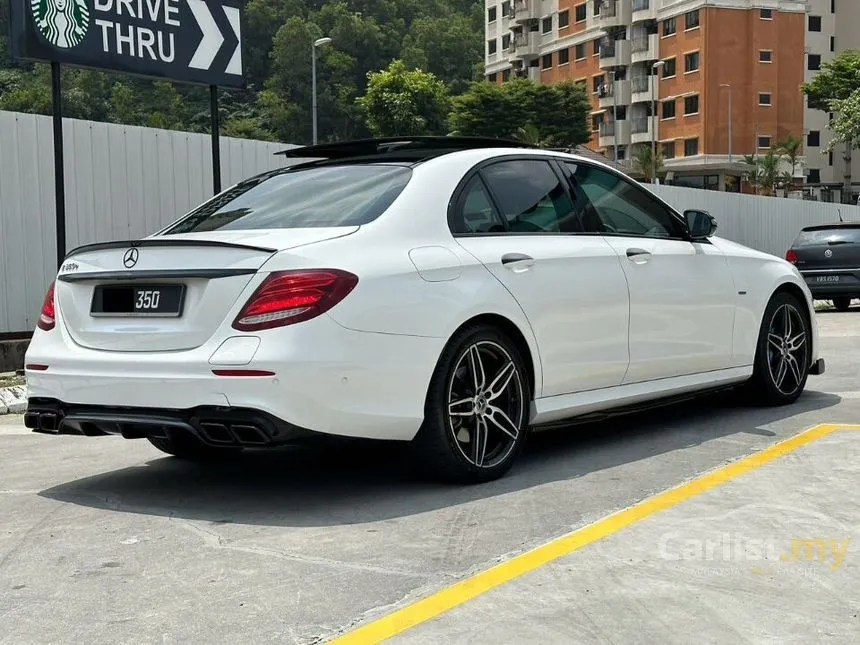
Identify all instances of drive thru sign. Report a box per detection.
[10,0,245,88]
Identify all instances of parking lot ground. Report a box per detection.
[1,311,859,645]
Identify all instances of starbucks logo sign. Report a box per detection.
[30,0,90,49]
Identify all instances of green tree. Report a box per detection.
[743,150,790,196]
[802,51,860,202]
[777,134,803,181]
[357,60,449,136]
[632,144,664,183]
[828,89,860,152]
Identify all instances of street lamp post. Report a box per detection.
[312,37,332,145]
[612,70,618,164]
[720,83,732,163]
[651,60,665,184]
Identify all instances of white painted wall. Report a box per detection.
[0,110,293,334]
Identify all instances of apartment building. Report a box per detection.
[804,0,860,201]
[485,0,811,192]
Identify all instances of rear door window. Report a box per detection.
[163,164,412,233]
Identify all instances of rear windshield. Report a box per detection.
[794,226,860,246]
[162,164,412,233]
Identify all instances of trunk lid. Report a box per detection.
[791,225,860,270]
[56,228,358,352]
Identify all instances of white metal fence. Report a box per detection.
[0,110,292,334]
[3,113,860,333]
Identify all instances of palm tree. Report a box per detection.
[516,123,551,147]
[777,134,803,182]
[631,144,663,182]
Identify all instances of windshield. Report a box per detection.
[794,226,860,246]
[162,164,412,233]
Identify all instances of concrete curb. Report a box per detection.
[0,385,27,415]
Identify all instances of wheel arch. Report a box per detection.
[448,313,539,399]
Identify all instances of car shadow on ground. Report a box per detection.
[39,390,842,527]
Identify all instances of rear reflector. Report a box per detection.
[25,364,49,371]
[38,281,56,331]
[786,249,798,264]
[212,369,276,377]
[232,269,358,331]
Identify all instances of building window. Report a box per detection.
[662,142,676,159]
[592,113,603,130]
[488,39,497,55]
[759,93,772,106]
[685,138,699,156]
[758,136,771,149]
[502,1,511,17]
[487,72,497,83]
[831,36,836,52]
[663,58,676,77]
[594,0,601,15]
[831,0,835,12]
[809,54,822,70]
[760,8,773,19]
[488,7,497,23]
[808,169,821,184]
[502,34,511,50]
[808,131,821,147]
[575,43,586,60]
[617,147,626,161]
[829,151,834,166]
[663,17,676,36]
[593,39,601,55]
[685,10,700,29]
[684,52,700,73]
[542,53,553,69]
[575,4,587,22]
[684,95,699,115]
[759,50,772,63]
[559,48,570,65]
[542,17,553,33]
[809,15,822,31]
[560,10,570,28]
[662,100,676,119]
[593,74,604,93]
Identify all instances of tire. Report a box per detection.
[832,297,852,312]
[411,325,532,484]
[147,433,242,461]
[745,291,811,406]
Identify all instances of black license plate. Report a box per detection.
[91,284,185,317]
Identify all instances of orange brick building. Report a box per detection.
[484,0,809,192]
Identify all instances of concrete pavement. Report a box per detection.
[1,311,858,644]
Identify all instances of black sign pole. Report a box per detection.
[51,61,66,269]
[210,85,221,195]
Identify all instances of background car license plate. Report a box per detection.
[816,275,840,283]
[91,284,185,317]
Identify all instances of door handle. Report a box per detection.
[501,253,535,269]
[626,248,652,264]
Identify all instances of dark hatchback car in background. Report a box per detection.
[787,223,860,311]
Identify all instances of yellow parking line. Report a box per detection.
[330,423,860,644]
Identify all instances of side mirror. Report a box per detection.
[684,209,718,240]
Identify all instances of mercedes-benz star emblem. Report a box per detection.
[123,248,140,268]
[825,249,833,258]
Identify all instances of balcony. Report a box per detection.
[599,38,631,69]
[512,0,539,24]
[511,31,540,60]
[630,75,657,102]
[598,79,631,108]
[630,116,655,144]
[631,33,659,63]
[599,119,631,148]
[631,0,657,20]
[599,0,632,29]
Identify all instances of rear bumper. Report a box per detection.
[24,314,445,441]
[25,399,316,447]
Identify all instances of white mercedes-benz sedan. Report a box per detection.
[24,137,825,483]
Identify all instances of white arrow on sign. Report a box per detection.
[223,5,242,76]
[188,0,224,71]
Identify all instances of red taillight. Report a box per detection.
[786,249,799,264]
[232,269,359,331]
[38,281,56,331]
